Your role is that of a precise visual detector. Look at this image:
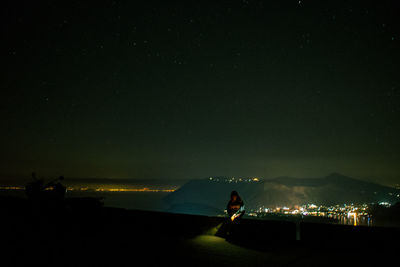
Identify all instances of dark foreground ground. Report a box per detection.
[1,196,399,266]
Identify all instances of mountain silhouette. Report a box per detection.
[164,173,399,215]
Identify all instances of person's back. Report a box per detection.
[53,176,66,199]
[53,182,66,199]
[25,172,44,200]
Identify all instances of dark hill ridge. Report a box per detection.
[165,173,399,215]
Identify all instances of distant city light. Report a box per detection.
[94,188,175,192]
[207,176,261,183]
[378,202,391,207]
[0,186,25,190]
[246,203,374,226]
[0,186,175,193]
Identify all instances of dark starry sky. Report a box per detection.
[2,0,400,185]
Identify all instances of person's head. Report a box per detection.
[230,191,240,202]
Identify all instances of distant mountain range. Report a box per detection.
[164,173,399,215]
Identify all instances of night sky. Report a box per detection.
[2,0,400,185]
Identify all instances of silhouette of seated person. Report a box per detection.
[45,176,66,200]
[25,172,45,201]
[227,191,245,222]
[41,176,66,210]
[216,191,245,238]
[26,173,67,212]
